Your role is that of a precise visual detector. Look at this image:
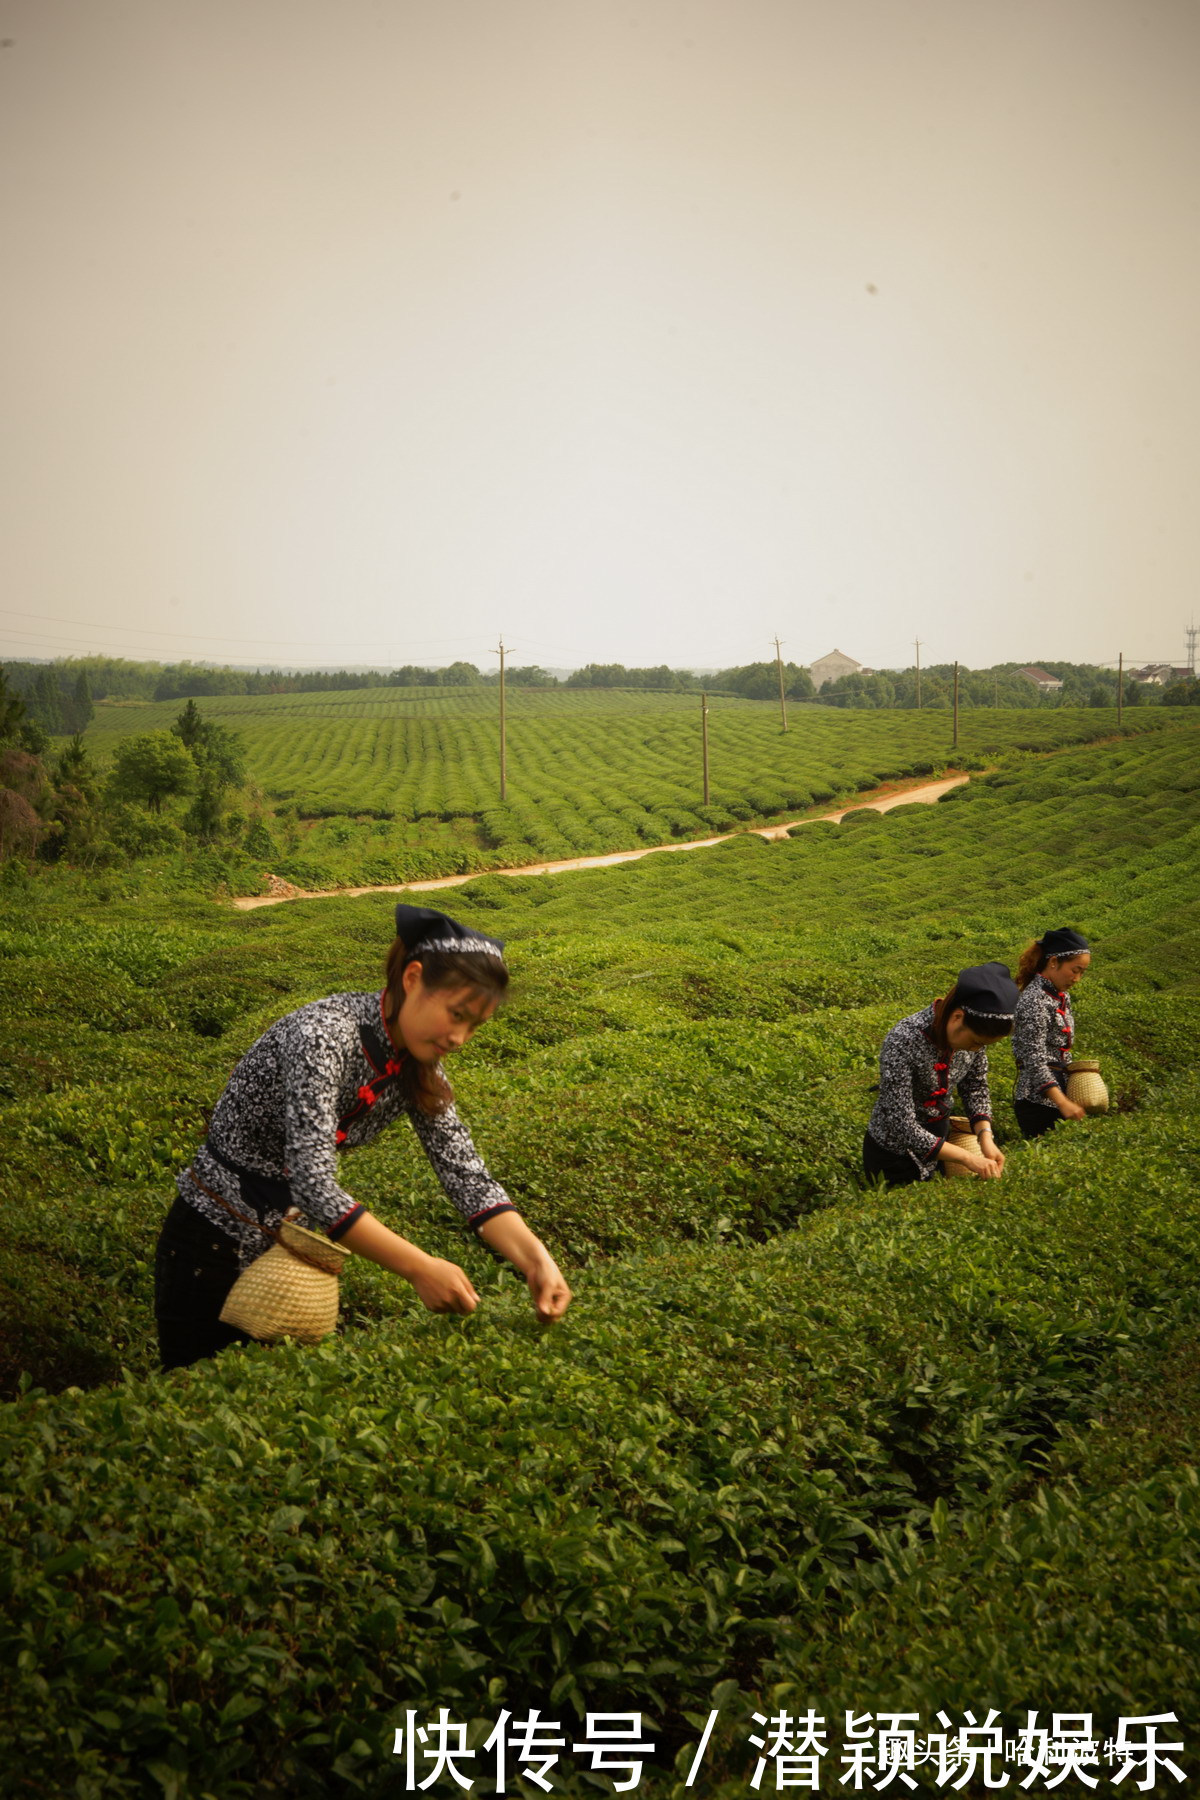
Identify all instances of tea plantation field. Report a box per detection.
[2,723,1199,1794]
[83,686,1179,886]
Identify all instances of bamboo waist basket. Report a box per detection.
[944,1116,980,1178]
[1066,1059,1109,1115]
[220,1220,349,1344]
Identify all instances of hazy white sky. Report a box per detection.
[2,0,1197,674]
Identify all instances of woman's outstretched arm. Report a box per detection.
[477,1211,572,1321]
[339,1212,480,1314]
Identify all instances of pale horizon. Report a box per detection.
[3,0,1198,676]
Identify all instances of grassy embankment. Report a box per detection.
[81,686,1180,889]
[1,722,1198,1794]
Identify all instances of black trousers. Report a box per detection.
[862,1132,937,1189]
[154,1196,254,1371]
[1015,1099,1060,1140]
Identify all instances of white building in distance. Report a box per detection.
[809,649,864,688]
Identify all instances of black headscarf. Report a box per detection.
[1039,927,1091,960]
[393,903,505,963]
[955,961,1019,1021]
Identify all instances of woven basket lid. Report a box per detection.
[278,1219,350,1275]
[1068,1059,1101,1073]
[947,1116,974,1133]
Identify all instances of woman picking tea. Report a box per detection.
[154,904,571,1370]
[863,962,1019,1187]
[1012,927,1092,1138]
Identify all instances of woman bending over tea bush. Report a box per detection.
[863,962,1018,1187]
[154,904,571,1370]
[1012,927,1092,1138]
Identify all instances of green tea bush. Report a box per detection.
[3,1086,1200,1795]
[80,688,1179,888]
[155,946,299,1038]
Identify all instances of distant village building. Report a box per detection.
[809,649,863,689]
[1130,663,1191,685]
[1016,666,1063,693]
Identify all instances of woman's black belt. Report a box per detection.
[204,1143,292,1219]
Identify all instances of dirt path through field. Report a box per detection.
[232,773,969,911]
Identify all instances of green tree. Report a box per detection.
[31,670,64,733]
[172,700,246,788]
[482,665,559,687]
[45,738,103,865]
[109,732,197,813]
[822,671,896,708]
[565,663,701,691]
[183,770,225,840]
[172,697,205,748]
[0,670,26,744]
[170,700,246,840]
[56,734,96,792]
[59,669,95,734]
[18,717,50,755]
[715,660,815,702]
[243,815,279,860]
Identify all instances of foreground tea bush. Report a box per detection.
[2,1083,1199,1796]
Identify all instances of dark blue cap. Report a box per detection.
[1040,927,1090,959]
[956,961,1018,1020]
[394,904,505,961]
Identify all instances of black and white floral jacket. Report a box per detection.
[1012,976,1075,1109]
[866,1002,994,1178]
[177,990,515,1266]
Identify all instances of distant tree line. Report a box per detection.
[3,655,514,707]
[2,653,1187,726]
[816,660,1166,710]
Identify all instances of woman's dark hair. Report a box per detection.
[1015,940,1088,990]
[932,984,1015,1054]
[383,938,509,1115]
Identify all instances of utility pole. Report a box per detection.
[953,661,959,749]
[772,636,788,732]
[491,637,508,801]
[1117,651,1124,727]
[1187,621,1198,675]
[914,638,924,710]
[701,690,710,805]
